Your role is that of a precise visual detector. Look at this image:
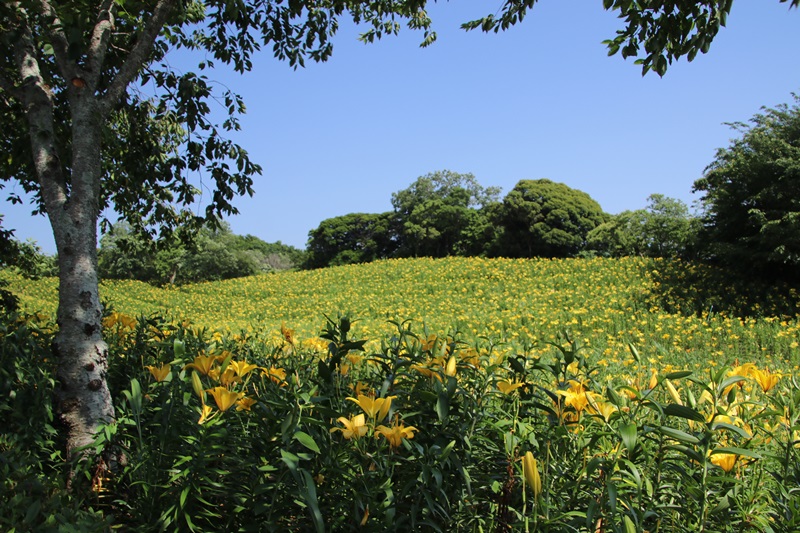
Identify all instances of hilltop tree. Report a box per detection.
[694,93,800,280]
[587,194,696,258]
[391,170,500,258]
[494,179,607,258]
[305,212,396,268]
[2,0,795,477]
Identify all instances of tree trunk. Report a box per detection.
[51,95,116,463]
[13,7,116,465]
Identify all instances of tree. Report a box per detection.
[587,194,696,258]
[466,0,799,76]
[586,210,647,258]
[0,0,439,467]
[2,0,794,474]
[693,93,800,280]
[391,170,500,258]
[494,179,607,258]
[305,212,396,268]
[99,220,303,283]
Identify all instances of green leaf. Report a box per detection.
[179,486,190,509]
[294,431,321,454]
[619,423,638,453]
[301,470,325,533]
[710,422,751,440]
[664,403,706,423]
[623,515,636,533]
[280,449,299,472]
[627,342,641,363]
[665,370,692,380]
[438,440,456,462]
[659,426,700,444]
[717,376,746,395]
[712,446,762,460]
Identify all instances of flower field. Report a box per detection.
[5,257,800,374]
[2,257,800,531]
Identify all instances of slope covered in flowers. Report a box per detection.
[5,257,799,374]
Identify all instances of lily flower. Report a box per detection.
[229,360,259,378]
[145,363,171,382]
[330,414,368,440]
[198,403,214,425]
[751,367,781,393]
[444,356,457,377]
[557,380,590,414]
[218,367,242,387]
[710,452,737,473]
[496,379,525,395]
[586,396,618,423]
[264,366,287,386]
[347,394,395,421]
[206,386,242,412]
[521,451,542,498]
[236,396,257,411]
[184,354,219,376]
[191,371,205,400]
[375,418,418,448]
[665,379,683,405]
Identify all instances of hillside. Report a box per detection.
[4,256,798,372]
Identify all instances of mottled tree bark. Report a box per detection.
[9,0,177,465]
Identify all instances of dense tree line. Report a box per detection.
[98,221,305,284]
[303,171,697,268]
[304,94,800,283]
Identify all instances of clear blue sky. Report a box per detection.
[5,1,800,254]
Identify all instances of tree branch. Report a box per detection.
[100,0,178,116]
[12,5,68,224]
[30,0,78,83]
[84,0,117,87]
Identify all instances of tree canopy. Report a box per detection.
[694,93,800,280]
[391,170,500,258]
[494,179,607,258]
[587,194,697,258]
[466,0,800,76]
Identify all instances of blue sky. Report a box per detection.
[5,1,800,254]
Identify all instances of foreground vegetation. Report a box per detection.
[2,257,799,531]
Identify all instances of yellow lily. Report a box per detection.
[375,418,418,448]
[197,403,214,425]
[191,371,205,400]
[145,363,171,382]
[665,379,683,405]
[206,386,242,412]
[521,451,542,498]
[710,452,737,473]
[556,381,590,414]
[444,356,457,377]
[586,396,618,423]
[347,394,395,421]
[496,379,525,395]
[648,369,658,390]
[264,366,287,386]
[218,367,242,387]
[228,360,259,378]
[751,367,781,393]
[183,354,219,376]
[330,414,368,440]
[236,396,257,412]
